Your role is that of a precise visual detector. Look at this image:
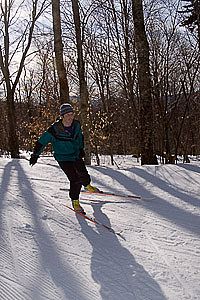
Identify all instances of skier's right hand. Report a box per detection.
[29,154,38,166]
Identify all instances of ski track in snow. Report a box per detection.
[0,157,200,299]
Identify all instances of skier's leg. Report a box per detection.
[58,161,81,200]
[58,161,85,213]
[74,158,91,187]
[75,158,100,192]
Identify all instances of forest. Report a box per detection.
[0,0,199,165]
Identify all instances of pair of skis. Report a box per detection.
[60,188,152,200]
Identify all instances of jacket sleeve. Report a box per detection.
[77,121,84,149]
[33,131,53,156]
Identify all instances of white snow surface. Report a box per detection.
[0,156,200,300]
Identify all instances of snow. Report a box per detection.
[0,155,200,300]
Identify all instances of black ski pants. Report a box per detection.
[58,158,91,200]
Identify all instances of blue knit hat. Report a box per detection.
[60,103,74,116]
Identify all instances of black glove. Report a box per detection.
[79,148,85,158]
[29,154,39,166]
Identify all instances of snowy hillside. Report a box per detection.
[0,156,200,300]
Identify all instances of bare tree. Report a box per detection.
[0,0,48,157]
[132,0,157,164]
[71,0,91,164]
[147,0,200,163]
[52,0,70,103]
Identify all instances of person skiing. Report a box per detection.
[29,103,99,214]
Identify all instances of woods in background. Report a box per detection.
[0,0,199,164]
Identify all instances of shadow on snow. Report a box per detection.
[0,160,88,300]
[89,166,200,237]
[75,201,166,300]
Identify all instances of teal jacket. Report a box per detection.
[33,119,84,161]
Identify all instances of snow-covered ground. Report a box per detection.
[0,156,200,300]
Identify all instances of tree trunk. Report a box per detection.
[71,0,91,164]
[0,46,19,158]
[7,88,20,158]
[132,0,157,165]
[52,0,70,104]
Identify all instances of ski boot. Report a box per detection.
[72,200,85,215]
[84,184,101,193]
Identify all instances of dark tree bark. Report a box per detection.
[71,0,91,164]
[52,0,70,104]
[132,0,157,165]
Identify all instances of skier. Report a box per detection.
[29,103,99,214]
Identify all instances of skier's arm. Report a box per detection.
[29,131,53,166]
[77,122,85,158]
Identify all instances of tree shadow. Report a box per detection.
[76,202,167,300]
[178,163,200,174]
[89,166,200,237]
[132,167,200,208]
[0,161,25,298]
[157,164,200,187]
[0,160,88,300]
[89,166,151,198]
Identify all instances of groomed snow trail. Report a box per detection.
[0,157,199,299]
